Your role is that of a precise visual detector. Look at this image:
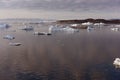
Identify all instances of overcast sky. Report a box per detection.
[0,0,120,19]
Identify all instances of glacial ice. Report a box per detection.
[49,25,79,33]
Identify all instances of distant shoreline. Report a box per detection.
[56,18,120,24]
[0,18,120,24]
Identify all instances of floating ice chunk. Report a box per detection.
[81,22,93,26]
[3,35,15,40]
[34,32,46,35]
[20,26,33,31]
[70,24,79,27]
[111,28,119,31]
[94,22,104,26]
[113,58,120,68]
[87,26,94,32]
[63,27,79,32]
[9,42,21,46]
[49,25,79,33]
[33,32,45,35]
[71,25,88,29]
[34,32,52,35]
[0,24,10,29]
[99,22,104,25]
[49,25,62,33]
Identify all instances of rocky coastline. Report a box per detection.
[56,18,120,24]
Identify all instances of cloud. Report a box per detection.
[0,0,120,12]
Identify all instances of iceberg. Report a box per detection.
[113,58,120,68]
[63,27,79,32]
[81,22,93,26]
[70,24,79,27]
[33,32,52,35]
[9,42,21,46]
[87,26,95,32]
[0,23,10,29]
[3,35,15,40]
[34,32,46,35]
[49,25,79,33]
[111,28,119,31]
[20,26,33,31]
[94,22,105,26]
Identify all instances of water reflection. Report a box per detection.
[0,24,120,80]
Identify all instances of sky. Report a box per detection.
[0,0,120,19]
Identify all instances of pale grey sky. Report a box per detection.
[0,0,120,19]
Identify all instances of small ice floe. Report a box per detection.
[9,42,21,46]
[20,26,33,31]
[0,23,10,29]
[3,35,15,40]
[113,58,120,68]
[49,25,79,33]
[87,26,94,32]
[111,28,119,31]
[49,25,62,33]
[63,27,79,32]
[33,32,52,35]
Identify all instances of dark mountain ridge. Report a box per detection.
[57,18,120,24]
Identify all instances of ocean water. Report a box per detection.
[0,22,120,80]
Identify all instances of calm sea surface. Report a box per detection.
[0,23,120,80]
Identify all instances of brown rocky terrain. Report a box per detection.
[56,18,120,24]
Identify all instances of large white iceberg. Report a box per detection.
[113,58,120,68]
[49,25,79,33]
